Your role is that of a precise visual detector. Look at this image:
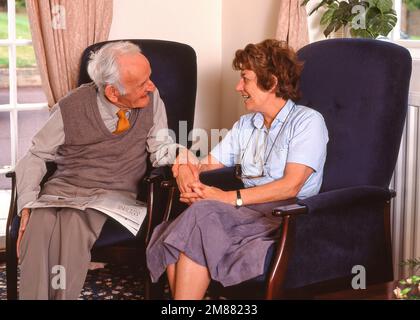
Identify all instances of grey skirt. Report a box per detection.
[146,200,284,287]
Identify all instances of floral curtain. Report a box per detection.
[26,0,113,107]
[276,0,309,51]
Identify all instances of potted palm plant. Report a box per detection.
[302,0,397,39]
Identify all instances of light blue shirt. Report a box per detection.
[210,99,329,198]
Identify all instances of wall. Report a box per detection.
[220,0,324,130]
[109,0,324,136]
[220,0,280,129]
[109,0,222,137]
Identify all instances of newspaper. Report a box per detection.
[25,194,147,236]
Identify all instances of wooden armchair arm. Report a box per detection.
[272,203,307,218]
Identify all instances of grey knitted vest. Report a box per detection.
[50,83,154,194]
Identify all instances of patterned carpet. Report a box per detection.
[0,262,170,300]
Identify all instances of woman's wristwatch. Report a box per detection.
[235,190,243,208]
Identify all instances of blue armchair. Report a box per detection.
[5,39,197,300]
[161,39,412,299]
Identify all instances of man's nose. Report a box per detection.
[147,80,156,91]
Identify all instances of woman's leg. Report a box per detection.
[166,264,176,297]
[174,252,211,300]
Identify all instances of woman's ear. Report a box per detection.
[269,75,278,93]
[104,84,119,103]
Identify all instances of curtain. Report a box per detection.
[276,0,309,51]
[26,0,113,107]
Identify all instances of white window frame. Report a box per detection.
[0,0,48,175]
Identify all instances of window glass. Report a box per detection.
[402,1,420,39]
[0,56,9,105]
[0,0,8,39]
[17,46,46,103]
[15,0,30,39]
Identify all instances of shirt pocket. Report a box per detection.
[266,145,289,179]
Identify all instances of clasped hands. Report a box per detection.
[172,150,233,206]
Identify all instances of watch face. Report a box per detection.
[236,198,243,206]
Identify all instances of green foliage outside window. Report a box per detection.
[0,0,26,9]
[404,0,420,11]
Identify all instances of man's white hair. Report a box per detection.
[87,41,141,95]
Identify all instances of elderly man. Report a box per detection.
[15,41,195,300]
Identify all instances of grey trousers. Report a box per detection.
[19,207,107,300]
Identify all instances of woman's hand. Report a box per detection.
[180,181,235,206]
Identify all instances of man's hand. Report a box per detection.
[176,165,200,205]
[180,181,235,206]
[16,208,31,261]
[172,148,200,181]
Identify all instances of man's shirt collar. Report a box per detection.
[98,90,127,117]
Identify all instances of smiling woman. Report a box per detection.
[146,39,329,300]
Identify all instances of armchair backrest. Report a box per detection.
[78,39,197,149]
[297,39,411,192]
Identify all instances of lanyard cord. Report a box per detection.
[240,103,296,165]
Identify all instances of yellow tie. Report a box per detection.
[113,110,130,134]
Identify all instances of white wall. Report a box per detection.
[220,0,325,130]
[220,0,281,129]
[109,0,222,136]
[306,2,326,43]
[109,0,324,134]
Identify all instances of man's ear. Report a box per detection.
[104,84,119,103]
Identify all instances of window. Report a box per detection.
[398,0,420,40]
[392,1,420,107]
[394,1,420,54]
[0,0,49,248]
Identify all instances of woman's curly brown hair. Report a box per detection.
[232,39,304,101]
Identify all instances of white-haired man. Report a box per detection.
[15,41,196,299]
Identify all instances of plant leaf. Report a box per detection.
[350,28,375,38]
[401,287,412,295]
[320,7,335,25]
[323,20,339,37]
[377,0,393,13]
[367,9,397,37]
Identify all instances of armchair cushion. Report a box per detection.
[282,190,392,289]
